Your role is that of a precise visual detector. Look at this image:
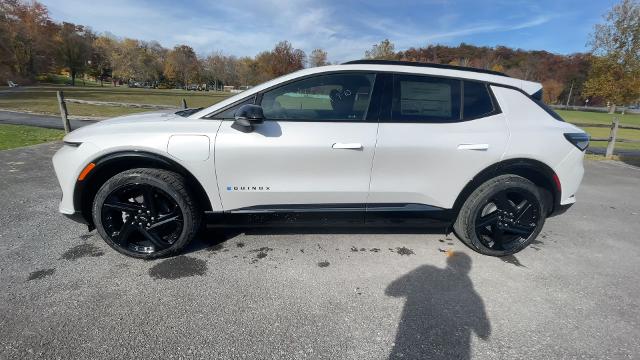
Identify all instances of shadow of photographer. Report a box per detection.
[386,252,490,359]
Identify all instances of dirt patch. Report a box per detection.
[394,247,415,256]
[148,256,207,280]
[61,243,104,261]
[27,268,55,281]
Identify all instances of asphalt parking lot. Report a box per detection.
[1,142,639,359]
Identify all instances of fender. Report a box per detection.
[73,150,212,228]
[452,158,561,216]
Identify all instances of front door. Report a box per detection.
[214,72,379,217]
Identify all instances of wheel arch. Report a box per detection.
[73,151,212,229]
[452,158,560,217]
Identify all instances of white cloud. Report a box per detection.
[40,0,556,62]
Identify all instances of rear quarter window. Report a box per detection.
[463,81,495,119]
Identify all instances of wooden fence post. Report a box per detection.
[181,98,187,109]
[56,90,71,133]
[605,117,619,159]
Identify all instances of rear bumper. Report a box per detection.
[554,148,585,206]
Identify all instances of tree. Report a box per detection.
[87,36,113,86]
[0,0,58,81]
[583,0,640,112]
[267,41,306,77]
[541,79,564,104]
[164,44,200,87]
[56,22,93,86]
[202,51,240,88]
[236,56,261,86]
[365,39,395,60]
[308,48,328,67]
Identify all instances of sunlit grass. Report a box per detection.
[0,124,64,150]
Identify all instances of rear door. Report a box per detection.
[214,72,379,216]
[368,73,509,213]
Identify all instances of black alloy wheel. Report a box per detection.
[474,188,540,251]
[93,168,200,259]
[101,183,184,255]
[454,174,546,256]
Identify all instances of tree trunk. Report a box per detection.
[71,70,76,86]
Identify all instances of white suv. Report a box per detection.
[53,60,588,259]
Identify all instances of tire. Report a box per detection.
[453,174,545,256]
[92,168,201,259]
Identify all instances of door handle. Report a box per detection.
[332,142,363,150]
[457,143,489,151]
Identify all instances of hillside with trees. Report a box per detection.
[1,0,638,107]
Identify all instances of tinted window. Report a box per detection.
[463,81,494,119]
[260,73,375,121]
[392,75,461,122]
[211,96,255,119]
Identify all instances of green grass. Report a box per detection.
[0,124,64,150]
[557,109,640,151]
[0,85,231,118]
[556,109,640,126]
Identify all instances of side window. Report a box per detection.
[211,96,255,119]
[463,81,495,119]
[260,73,376,121]
[392,75,461,122]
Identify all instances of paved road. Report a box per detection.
[0,110,96,130]
[1,142,639,359]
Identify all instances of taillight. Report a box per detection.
[564,133,589,151]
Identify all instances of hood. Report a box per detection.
[63,109,179,143]
[99,109,179,125]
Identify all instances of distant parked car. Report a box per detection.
[7,81,19,87]
[185,84,205,91]
[53,60,588,259]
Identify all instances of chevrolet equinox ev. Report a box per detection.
[53,60,588,259]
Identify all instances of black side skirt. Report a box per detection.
[205,203,455,228]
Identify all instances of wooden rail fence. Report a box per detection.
[573,118,640,158]
[55,90,639,159]
[56,90,187,133]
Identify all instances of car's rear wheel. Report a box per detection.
[92,168,200,259]
[453,175,545,256]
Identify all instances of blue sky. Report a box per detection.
[41,0,617,62]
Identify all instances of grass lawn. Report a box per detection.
[556,109,640,151]
[1,85,638,152]
[0,124,64,150]
[0,85,231,118]
[556,109,640,126]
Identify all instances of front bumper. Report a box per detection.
[52,141,100,216]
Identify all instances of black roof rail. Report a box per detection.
[342,59,510,77]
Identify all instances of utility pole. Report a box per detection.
[565,81,574,109]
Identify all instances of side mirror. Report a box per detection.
[232,104,264,133]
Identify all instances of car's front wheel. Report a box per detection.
[453,174,545,256]
[92,168,201,259]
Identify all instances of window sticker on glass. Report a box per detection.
[400,81,452,117]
